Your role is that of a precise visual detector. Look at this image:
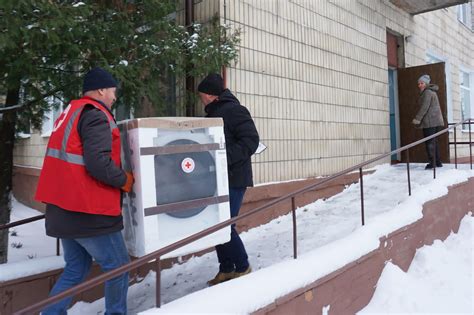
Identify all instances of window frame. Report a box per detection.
[457,3,472,29]
[425,51,453,123]
[459,67,474,131]
[41,95,64,137]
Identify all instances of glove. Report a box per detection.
[121,171,134,193]
[412,119,421,125]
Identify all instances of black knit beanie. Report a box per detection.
[197,73,224,96]
[82,67,118,93]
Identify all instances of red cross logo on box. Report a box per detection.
[181,157,195,173]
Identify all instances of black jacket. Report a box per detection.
[205,89,259,188]
[45,99,126,238]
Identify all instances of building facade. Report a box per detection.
[13,0,473,207]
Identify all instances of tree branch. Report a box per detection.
[0,104,22,113]
[0,84,72,113]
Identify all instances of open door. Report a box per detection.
[397,62,449,163]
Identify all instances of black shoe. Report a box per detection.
[425,163,433,169]
[436,162,443,167]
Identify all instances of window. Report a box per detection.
[426,52,453,123]
[16,114,31,138]
[460,70,473,131]
[16,85,31,138]
[41,96,63,137]
[457,3,472,28]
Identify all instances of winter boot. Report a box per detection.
[233,266,252,279]
[207,271,235,286]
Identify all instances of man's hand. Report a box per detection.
[121,171,134,193]
[412,119,421,125]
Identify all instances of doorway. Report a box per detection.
[386,30,404,161]
[397,62,450,163]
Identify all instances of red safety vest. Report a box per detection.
[35,97,122,216]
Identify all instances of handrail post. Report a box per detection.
[56,238,60,256]
[359,168,365,226]
[291,197,297,259]
[454,124,458,169]
[155,257,161,308]
[469,119,472,169]
[406,149,411,196]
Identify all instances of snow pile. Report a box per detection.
[359,214,473,314]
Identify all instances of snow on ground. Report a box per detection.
[7,198,58,264]
[1,198,64,282]
[66,164,474,314]
[359,214,473,314]
[62,163,474,314]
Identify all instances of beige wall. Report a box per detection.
[221,0,473,184]
[13,134,48,169]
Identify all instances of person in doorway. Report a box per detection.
[412,74,445,169]
[35,67,134,314]
[198,73,259,286]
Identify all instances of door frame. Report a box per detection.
[397,62,450,163]
[388,67,401,161]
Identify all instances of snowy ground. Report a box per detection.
[359,214,473,314]
[7,199,58,263]
[3,163,473,314]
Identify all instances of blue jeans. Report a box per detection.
[215,187,249,273]
[42,231,130,315]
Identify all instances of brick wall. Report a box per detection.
[222,0,474,184]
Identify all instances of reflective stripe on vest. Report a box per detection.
[46,148,84,165]
[45,102,116,165]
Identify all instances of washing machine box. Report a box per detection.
[118,117,231,258]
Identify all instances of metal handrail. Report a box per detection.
[0,214,44,230]
[0,214,62,256]
[10,118,474,314]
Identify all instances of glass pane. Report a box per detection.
[461,72,470,88]
[458,4,468,23]
[41,96,63,135]
[461,88,471,129]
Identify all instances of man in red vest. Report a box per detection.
[36,67,134,314]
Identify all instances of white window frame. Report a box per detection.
[16,85,31,138]
[457,3,472,28]
[41,95,64,137]
[425,51,453,123]
[16,130,31,139]
[459,66,474,132]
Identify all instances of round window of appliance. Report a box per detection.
[154,139,217,218]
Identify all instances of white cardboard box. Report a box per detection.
[119,117,231,258]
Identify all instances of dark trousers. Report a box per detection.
[423,127,441,165]
[215,187,249,273]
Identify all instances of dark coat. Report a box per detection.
[45,100,126,238]
[205,89,259,188]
